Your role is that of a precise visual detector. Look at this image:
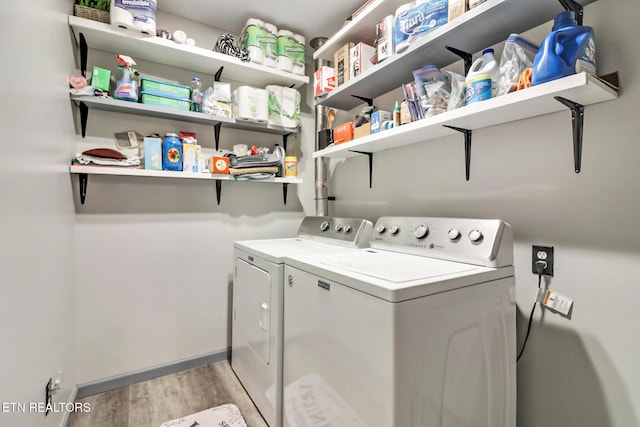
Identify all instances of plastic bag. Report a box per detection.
[447,71,466,111]
[412,65,450,117]
[497,34,539,96]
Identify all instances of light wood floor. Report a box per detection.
[68,360,268,427]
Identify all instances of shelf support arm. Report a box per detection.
[351,95,374,107]
[349,150,374,188]
[80,101,88,138]
[214,122,222,151]
[443,125,472,181]
[79,173,88,205]
[559,0,584,25]
[79,32,88,77]
[215,180,222,205]
[214,66,224,82]
[282,183,289,205]
[446,46,473,76]
[283,133,291,152]
[554,96,584,173]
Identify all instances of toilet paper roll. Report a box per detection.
[110,3,134,30]
[262,23,278,68]
[135,18,156,35]
[292,33,306,75]
[277,30,294,73]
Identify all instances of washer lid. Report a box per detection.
[286,249,514,302]
[235,238,344,264]
[317,250,478,283]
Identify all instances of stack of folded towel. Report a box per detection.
[229,153,282,180]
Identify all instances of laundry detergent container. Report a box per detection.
[233,86,269,123]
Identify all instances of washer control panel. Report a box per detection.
[298,216,373,247]
[371,217,513,267]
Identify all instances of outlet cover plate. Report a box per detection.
[532,245,554,276]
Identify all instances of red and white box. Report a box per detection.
[314,66,336,98]
[350,42,376,78]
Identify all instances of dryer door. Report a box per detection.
[234,258,272,364]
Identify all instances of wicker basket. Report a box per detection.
[74,4,110,24]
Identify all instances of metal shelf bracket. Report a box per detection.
[282,183,289,205]
[79,101,89,138]
[214,66,224,82]
[79,32,88,77]
[215,180,222,205]
[214,122,222,151]
[349,150,374,188]
[79,173,88,204]
[446,46,473,76]
[443,125,473,181]
[554,96,584,173]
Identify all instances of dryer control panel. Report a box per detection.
[371,217,513,267]
[297,216,373,248]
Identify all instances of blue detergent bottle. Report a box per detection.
[531,10,596,86]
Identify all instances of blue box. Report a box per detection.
[370,110,391,134]
[144,137,162,170]
[394,0,448,53]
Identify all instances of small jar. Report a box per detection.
[162,133,183,171]
[284,156,297,177]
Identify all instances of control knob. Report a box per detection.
[448,229,461,241]
[376,224,386,234]
[414,224,429,239]
[320,221,330,231]
[469,229,483,242]
[343,224,352,233]
[389,225,400,235]
[335,224,343,232]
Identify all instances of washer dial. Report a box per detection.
[414,225,429,239]
[469,229,483,242]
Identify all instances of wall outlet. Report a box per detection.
[532,245,554,276]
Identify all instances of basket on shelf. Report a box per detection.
[73,4,110,24]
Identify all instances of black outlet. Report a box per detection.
[532,245,554,276]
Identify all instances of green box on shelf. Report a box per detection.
[91,66,111,92]
[140,78,191,101]
[141,92,191,111]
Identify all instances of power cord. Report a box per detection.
[517,261,547,362]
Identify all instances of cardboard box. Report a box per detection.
[143,137,162,170]
[334,43,353,86]
[91,66,111,92]
[314,66,336,98]
[354,122,371,139]
[350,42,376,78]
[370,110,391,134]
[182,143,202,173]
[333,122,354,145]
[448,0,469,21]
[208,156,230,174]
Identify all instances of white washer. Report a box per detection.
[282,216,516,427]
[232,216,373,427]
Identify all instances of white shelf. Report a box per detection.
[69,15,309,89]
[314,0,598,110]
[314,73,618,159]
[69,165,302,184]
[71,95,299,136]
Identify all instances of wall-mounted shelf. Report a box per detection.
[314,72,618,183]
[70,165,302,206]
[71,95,299,149]
[69,15,308,88]
[315,0,597,111]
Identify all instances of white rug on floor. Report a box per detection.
[160,403,247,427]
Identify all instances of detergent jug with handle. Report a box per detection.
[465,48,499,105]
[531,10,596,86]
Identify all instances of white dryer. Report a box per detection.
[282,216,516,427]
[232,216,373,427]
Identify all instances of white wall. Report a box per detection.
[0,1,77,426]
[328,0,640,426]
[73,12,314,382]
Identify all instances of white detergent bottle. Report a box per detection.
[465,48,499,105]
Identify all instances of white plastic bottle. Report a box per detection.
[465,48,499,104]
[190,77,203,113]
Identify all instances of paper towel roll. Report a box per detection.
[262,23,278,68]
[241,19,265,65]
[110,1,134,30]
[277,30,294,73]
[292,34,306,75]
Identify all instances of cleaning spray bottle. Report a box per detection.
[114,54,138,102]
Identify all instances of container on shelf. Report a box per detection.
[465,48,499,104]
[140,78,191,101]
[162,133,183,171]
[141,92,191,111]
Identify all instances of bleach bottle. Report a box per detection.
[465,48,499,105]
[532,10,596,86]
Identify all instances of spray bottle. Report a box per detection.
[115,54,138,102]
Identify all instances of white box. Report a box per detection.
[350,42,376,78]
